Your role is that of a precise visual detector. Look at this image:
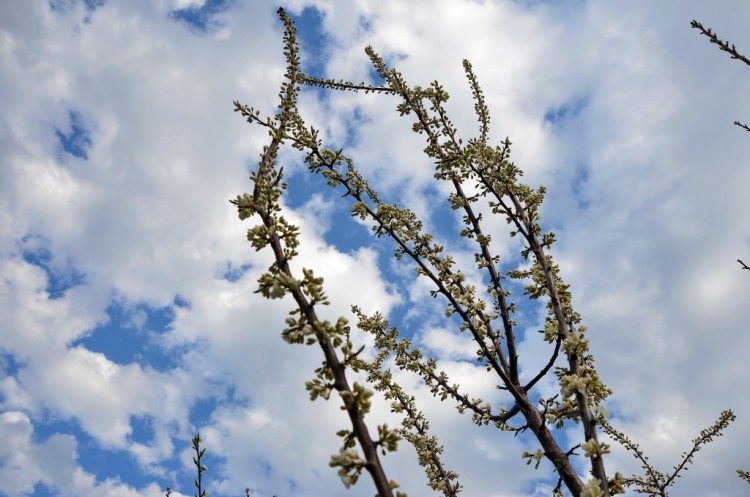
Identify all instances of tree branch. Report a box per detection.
[690,20,750,67]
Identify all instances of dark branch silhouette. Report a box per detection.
[691,20,750,135]
[690,20,750,67]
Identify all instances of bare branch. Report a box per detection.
[691,20,750,135]
[690,20,750,67]
[300,74,397,94]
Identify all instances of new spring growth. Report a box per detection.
[329,448,366,488]
[581,438,612,459]
[522,449,545,469]
[339,382,373,413]
[581,479,604,497]
[560,374,589,399]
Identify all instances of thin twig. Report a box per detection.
[690,20,750,67]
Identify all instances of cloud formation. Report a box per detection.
[1,1,750,496]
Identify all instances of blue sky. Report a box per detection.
[1,1,750,496]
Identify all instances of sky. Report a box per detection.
[1,1,750,496]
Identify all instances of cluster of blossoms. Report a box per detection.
[581,439,612,459]
[581,479,604,497]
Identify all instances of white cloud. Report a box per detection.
[420,327,478,361]
[2,0,750,496]
[0,410,167,497]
